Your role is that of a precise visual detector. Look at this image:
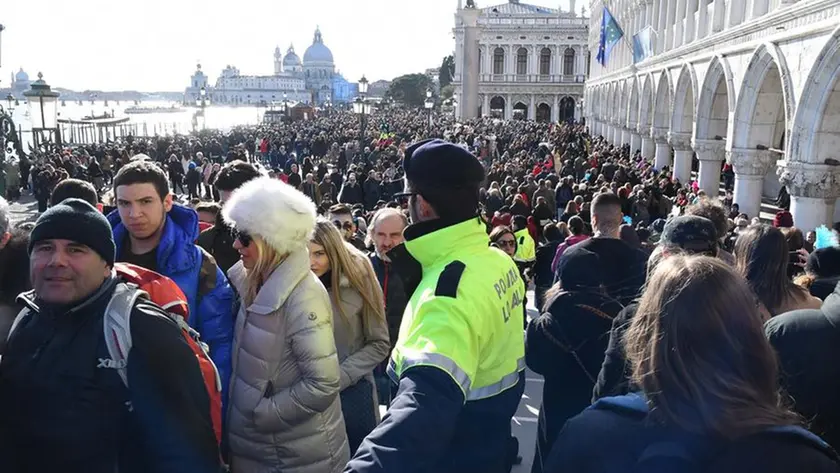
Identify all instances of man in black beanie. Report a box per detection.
[348,139,526,473]
[0,198,222,473]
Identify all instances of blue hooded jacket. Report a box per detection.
[108,204,235,410]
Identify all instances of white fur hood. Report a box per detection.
[222,177,316,256]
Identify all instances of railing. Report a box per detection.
[481,74,586,83]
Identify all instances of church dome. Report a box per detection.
[15,68,29,82]
[284,44,302,67]
[303,27,334,64]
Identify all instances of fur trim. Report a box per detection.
[222,177,316,256]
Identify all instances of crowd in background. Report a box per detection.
[1,105,840,473]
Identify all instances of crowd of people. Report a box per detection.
[1,105,840,473]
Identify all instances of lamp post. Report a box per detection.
[283,92,289,120]
[424,88,434,127]
[0,24,26,166]
[354,75,370,145]
[24,72,61,152]
[194,85,208,130]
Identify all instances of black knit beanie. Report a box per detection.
[29,198,116,266]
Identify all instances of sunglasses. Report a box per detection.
[497,239,516,248]
[333,221,354,231]
[233,229,253,247]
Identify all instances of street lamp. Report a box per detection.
[6,94,13,111]
[424,88,434,127]
[354,75,371,144]
[194,85,208,130]
[359,75,369,96]
[24,72,61,151]
[283,92,289,119]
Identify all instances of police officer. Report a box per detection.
[346,139,526,473]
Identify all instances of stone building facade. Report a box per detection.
[584,0,840,232]
[453,0,590,122]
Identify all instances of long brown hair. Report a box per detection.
[734,224,806,315]
[311,218,385,326]
[624,255,799,439]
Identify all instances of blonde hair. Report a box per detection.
[242,236,284,307]
[312,218,385,326]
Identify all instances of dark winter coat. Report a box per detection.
[0,277,222,473]
[766,282,840,450]
[545,393,840,473]
[369,253,408,349]
[525,290,623,473]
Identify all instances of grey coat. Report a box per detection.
[328,273,390,404]
[226,249,350,473]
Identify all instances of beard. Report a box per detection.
[375,247,392,262]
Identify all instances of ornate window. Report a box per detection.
[540,48,551,75]
[564,48,576,76]
[493,47,505,74]
[517,48,528,75]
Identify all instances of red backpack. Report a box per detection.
[105,263,223,447]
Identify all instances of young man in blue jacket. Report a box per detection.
[108,161,235,408]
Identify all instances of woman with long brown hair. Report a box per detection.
[543,255,839,473]
[309,218,390,455]
[734,224,821,318]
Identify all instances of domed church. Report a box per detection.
[190,26,340,106]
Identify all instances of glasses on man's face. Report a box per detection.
[333,220,354,232]
[233,229,253,247]
[497,239,516,248]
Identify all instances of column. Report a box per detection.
[673,0,687,49]
[630,132,642,154]
[729,148,775,220]
[664,0,675,52]
[529,95,536,121]
[459,7,481,120]
[621,127,632,146]
[656,0,667,53]
[669,132,694,184]
[641,131,655,161]
[684,0,697,44]
[505,94,512,120]
[693,139,725,197]
[613,124,623,145]
[696,0,709,39]
[646,0,655,27]
[778,161,840,233]
[552,95,560,123]
[712,0,726,32]
[483,95,490,117]
[653,128,672,170]
[749,0,769,19]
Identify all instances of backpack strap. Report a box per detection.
[103,283,147,388]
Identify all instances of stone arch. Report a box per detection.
[788,25,840,164]
[536,102,551,122]
[627,76,640,129]
[639,73,655,132]
[560,96,576,122]
[653,70,673,130]
[671,63,698,135]
[490,95,505,117]
[695,55,735,141]
[731,42,795,151]
[513,101,528,119]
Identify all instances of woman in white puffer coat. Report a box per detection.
[223,177,349,473]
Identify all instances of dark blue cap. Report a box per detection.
[403,139,485,190]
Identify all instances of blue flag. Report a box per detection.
[596,6,624,66]
[632,26,654,63]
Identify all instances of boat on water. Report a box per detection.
[125,105,184,114]
[58,114,130,125]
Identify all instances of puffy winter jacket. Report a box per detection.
[109,204,235,411]
[226,249,350,473]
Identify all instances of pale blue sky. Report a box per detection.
[1,0,573,92]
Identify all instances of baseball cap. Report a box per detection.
[660,215,718,255]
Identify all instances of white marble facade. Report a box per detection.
[453,1,590,122]
[584,0,840,232]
